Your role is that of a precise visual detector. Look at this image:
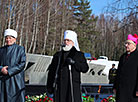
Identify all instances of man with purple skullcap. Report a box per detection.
[47,30,89,102]
[113,34,138,102]
[127,34,138,45]
[0,29,26,102]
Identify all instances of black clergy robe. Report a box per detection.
[47,47,89,102]
[114,49,138,102]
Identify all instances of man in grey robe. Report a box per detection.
[0,29,26,102]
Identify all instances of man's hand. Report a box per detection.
[136,91,138,96]
[66,58,75,65]
[1,66,8,75]
[113,89,116,95]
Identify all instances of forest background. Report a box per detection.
[0,0,137,60]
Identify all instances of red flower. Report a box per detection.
[108,95,112,98]
[82,96,88,98]
[49,97,53,101]
[101,98,108,102]
[38,99,42,102]
[45,96,48,98]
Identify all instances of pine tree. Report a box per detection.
[72,0,98,54]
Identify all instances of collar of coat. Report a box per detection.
[125,49,137,56]
[62,46,78,59]
[53,46,79,61]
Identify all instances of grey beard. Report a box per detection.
[63,44,73,51]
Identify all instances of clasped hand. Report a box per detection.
[1,66,8,75]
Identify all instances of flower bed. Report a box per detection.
[25,93,53,102]
[25,93,115,102]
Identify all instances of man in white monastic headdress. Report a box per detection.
[0,29,26,102]
[47,30,89,102]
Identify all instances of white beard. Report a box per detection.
[63,44,73,51]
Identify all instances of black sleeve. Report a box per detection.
[74,52,89,73]
[47,53,59,94]
[113,55,123,89]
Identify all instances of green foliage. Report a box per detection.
[82,96,94,102]
[79,37,91,52]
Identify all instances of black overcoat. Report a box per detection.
[0,43,26,102]
[47,47,89,102]
[114,50,138,102]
